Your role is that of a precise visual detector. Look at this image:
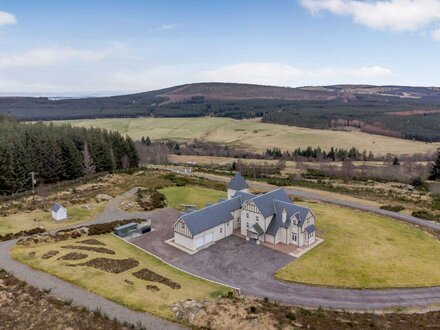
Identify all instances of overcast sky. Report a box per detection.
[1,0,440,96]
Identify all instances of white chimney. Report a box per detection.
[282,208,287,223]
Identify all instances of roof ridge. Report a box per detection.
[182,196,239,217]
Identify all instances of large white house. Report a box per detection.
[172,173,317,252]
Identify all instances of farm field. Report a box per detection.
[159,186,226,210]
[276,201,440,288]
[55,117,440,155]
[0,203,105,236]
[12,234,229,320]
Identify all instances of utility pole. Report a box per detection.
[30,172,37,200]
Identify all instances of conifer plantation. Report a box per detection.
[0,115,138,195]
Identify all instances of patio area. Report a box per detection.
[233,229,323,257]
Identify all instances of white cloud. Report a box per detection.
[0,47,106,69]
[299,0,440,39]
[148,23,178,33]
[202,63,392,86]
[0,11,16,26]
[432,27,440,40]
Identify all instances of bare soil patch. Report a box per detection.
[133,268,181,289]
[41,250,59,259]
[61,245,115,255]
[77,238,106,246]
[58,252,88,261]
[75,258,139,274]
[0,269,129,330]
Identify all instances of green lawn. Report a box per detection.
[0,203,105,235]
[276,202,440,288]
[12,234,229,320]
[159,186,226,210]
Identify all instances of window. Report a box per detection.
[220,227,223,234]
[227,221,230,227]
[246,222,250,229]
[237,216,241,223]
[246,212,249,219]
[256,215,259,222]
[181,223,185,230]
[292,234,297,242]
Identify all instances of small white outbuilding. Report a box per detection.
[51,203,67,221]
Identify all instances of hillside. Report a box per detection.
[1,82,440,142]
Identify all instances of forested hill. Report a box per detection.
[0,115,138,195]
[1,82,440,142]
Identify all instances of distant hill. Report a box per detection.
[1,82,440,142]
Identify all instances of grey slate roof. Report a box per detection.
[266,200,312,236]
[51,203,64,212]
[233,191,256,203]
[228,172,249,190]
[180,197,241,235]
[250,188,291,218]
[305,224,316,234]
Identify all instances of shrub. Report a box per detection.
[249,306,257,314]
[412,210,438,221]
[303,168,325,179]
[87,219,144,236]
[286,311,296,320]
[411,177,429,191]
[380,205,405,212]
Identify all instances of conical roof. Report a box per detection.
[228,172,249,190]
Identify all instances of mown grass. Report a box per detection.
[276,202,440,288]
[56,117,440,155]
[0,203,105,235]
[159,186,226,210]
[12,234,229,320]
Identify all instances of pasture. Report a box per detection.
[55,117,440,155]
[276,201,440,288]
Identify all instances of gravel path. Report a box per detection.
[0,239,183,330]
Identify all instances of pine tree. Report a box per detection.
[82,142,96,175]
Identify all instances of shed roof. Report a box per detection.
[51,203,65,212]
[228,172,249,190]
[180,197,241,235]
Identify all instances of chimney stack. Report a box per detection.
[282,208,287,223]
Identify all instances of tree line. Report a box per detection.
[266,146,375,161]
[0,115,138,195]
